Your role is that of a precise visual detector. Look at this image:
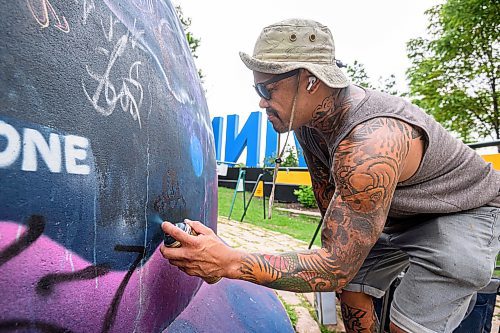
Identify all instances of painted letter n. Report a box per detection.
[225,112,261,167]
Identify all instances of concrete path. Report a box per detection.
[276,207,322,218]
[217,217,345,333]
[217,217,500,333]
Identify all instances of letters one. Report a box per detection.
[0,120,90,175]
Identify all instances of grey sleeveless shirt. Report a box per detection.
[298,89,500,218]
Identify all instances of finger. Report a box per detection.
[169,259,185,267]
[159,244,187,260]
[161,222,193,244]
[170,263,191,275]
[185,219,213,235]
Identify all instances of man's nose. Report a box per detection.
[259,97,269,109]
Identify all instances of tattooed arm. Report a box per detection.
[294,127,335,217]
[231,118,413,292]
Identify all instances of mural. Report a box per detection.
[0,0,293,332]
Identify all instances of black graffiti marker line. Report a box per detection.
[36,264,112,296]
[0,215,45,267]
[0,319,72,332]
[101,245,145,333]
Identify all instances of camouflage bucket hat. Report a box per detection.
[240,18,349,88]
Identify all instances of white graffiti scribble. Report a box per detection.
[132,0,158,14]
[101,14,119,42]
[83,15,144,128]
[27,0,70,33]
[130,19,147,52]
[82,0,95,25]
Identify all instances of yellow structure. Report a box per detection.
[276,154,500,187]
[482,154,500,170]
[254,181,264,197]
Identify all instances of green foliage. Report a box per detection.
[406,0,499,142]
[263,145,300,167]
[347,60,400,95]
[293,185,318,209]
[263,154,275,167]
[377,74,399,96]
[496,256,500,278]
[347,60,373,89]
[175,6,204,82]
[277,295,298,328]
[282,146,299,167]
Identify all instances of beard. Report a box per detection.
[266,108,291,133]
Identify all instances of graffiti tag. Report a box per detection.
[27,0,70,33]
[83,15,144,128]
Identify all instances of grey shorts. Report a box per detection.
[343,206,500,333]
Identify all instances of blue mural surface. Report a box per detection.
[0,1,292,332]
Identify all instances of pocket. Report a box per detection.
[460,206,499,218]
[460,207,498,249]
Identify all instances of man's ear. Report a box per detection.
[306,76,317,91]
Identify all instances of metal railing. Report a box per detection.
[468,139,500,150]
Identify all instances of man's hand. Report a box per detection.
[159,219,240,280]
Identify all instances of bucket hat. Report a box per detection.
[240,18,349,88]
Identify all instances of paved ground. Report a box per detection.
[217,216,343,333]
[217,216,500,333]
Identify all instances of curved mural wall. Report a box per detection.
[0,0,219,331]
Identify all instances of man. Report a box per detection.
[160,19,500,332]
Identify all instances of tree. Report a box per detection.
[346,60,373,89]
[406,0,499,143]
[377,74,399,96]
[346,60,400,95]
[175,6,204,82]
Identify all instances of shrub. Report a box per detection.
[263,145,301,167]
[293,185,318,208]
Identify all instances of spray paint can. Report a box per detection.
[164,222,222,284]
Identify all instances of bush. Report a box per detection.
[263,145,300,167]
[293,185,318,208]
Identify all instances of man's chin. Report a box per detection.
[271,120,296,133]
[270,122,286,133]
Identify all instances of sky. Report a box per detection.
[170,0,464,163]
[174,0,440,120]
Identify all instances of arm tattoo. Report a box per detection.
[236,118,413,292]
[239,250,344,292]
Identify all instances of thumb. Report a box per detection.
[185,219,213,235]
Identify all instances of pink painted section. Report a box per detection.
[0,221,201,332]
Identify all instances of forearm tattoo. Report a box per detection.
[237,93,414,292]
[239,250,343,292]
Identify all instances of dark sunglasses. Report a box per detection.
[254,69,300,100]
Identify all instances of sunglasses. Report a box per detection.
[254,69,300,100]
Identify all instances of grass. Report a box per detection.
[276,294,298,329]
[218,186,322,247]
[495,257,500,278]
[299,296,341,333]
